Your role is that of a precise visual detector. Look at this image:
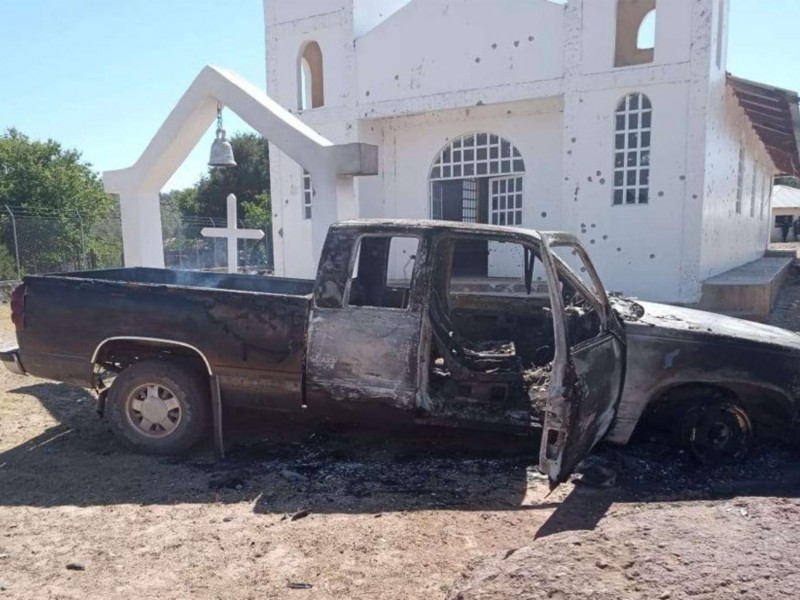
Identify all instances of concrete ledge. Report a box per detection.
[697,256,794,321]
[765,248,797,259]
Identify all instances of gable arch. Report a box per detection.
[101,65,377,270]
[298,41,324,110]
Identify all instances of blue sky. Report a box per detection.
[1,0,798,192]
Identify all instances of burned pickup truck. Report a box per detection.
[3,220,800,483]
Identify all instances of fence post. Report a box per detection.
[75,210,86,270]
[4,205,21,280]
[209,217,217,270]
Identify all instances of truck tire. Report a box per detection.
[106,360,210,455]
[679,400,753,465]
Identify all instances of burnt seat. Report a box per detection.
[429,292,521,374]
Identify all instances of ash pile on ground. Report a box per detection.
[184,417,544,514]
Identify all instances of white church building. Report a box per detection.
[264,0,800,304]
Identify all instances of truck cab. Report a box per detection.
[305,220,626,484]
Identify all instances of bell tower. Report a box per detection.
[264,0,357,115]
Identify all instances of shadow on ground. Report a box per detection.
[536,441,800,538]
[3,382,799,529]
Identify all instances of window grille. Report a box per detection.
[490,176,523,226]
[462,179,478,222]
[613,93,652,205]
[430,133,525,181]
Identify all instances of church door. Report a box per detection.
[429,133,526,277]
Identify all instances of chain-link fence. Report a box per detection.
[0,204,273,279]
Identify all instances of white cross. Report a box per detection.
[201,194,265,273]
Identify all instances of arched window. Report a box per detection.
[429,133,525,225]
[614,0,656,67]
[613,93,652,205]
[298,41,324,110]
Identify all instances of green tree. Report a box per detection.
[0,128,117,274]
[776,176,800,190]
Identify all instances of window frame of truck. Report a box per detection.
[305,224,430,414]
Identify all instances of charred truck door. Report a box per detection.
[538,232,626,485]
[306,226,427,413]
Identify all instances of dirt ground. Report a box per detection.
[1,271,800,599]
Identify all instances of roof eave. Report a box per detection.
[727,74,800,177]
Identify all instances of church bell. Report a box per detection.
[208,104,237,168]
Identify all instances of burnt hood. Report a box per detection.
[619,300,800,353]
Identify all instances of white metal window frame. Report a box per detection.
[613,93,652,206]
[429,132,526,222]
[429,133,525,182]
[462,179,478,223]
[489,175,523,226]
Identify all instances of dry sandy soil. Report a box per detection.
[1,276,800,599]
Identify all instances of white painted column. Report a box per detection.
[311,172,339,264]
[118,191,165,268]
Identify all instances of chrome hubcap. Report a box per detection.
[126,384,182,438]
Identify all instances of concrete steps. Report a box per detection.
[697,253,795,321]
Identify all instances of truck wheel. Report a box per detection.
[679,401,753,464]
[106,360,210,455]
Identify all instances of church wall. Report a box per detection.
[699,85,775,281]
[354,121,386,219]
[353,0,413,37]
[354,0,565,105]
[265,0,781,305]
[269,116,364,279]
[265,0,346,28]
[377,100,564,227]
[562,82,692,303]
[268,143,315,279]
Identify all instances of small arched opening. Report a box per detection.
[615,0,656,67]
[298,41,324,110]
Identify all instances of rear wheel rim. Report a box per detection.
[687,404,752,463]
[125,383,182,438]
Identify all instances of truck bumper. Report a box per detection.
[0,347,26,376]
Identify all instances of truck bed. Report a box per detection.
[60,267,315,295]
[16,268,313,408]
